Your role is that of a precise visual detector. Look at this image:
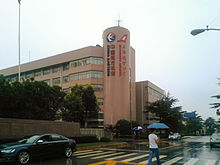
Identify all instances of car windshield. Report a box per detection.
[18,135,41,144]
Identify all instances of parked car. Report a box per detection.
[168,133,181,140]
[0,133,76,164]
[210,133,220,147]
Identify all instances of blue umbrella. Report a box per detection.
[147,123,169,129]
[133,126,144,131]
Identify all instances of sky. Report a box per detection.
[0,0,220,121]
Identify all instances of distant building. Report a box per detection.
[0,26,136,127]
[136,81,165,126]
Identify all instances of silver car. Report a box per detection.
[210,133,220,147]
[168,133,181,140]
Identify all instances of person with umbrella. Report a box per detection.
[148,128,161,165]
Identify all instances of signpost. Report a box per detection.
[184,112,195,118]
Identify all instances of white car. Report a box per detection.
[210,133,220,147]
[168,133,181,140]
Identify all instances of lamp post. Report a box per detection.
[18,0,21,81]
[191,26,220,36]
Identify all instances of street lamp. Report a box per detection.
[18,0,21,81]
[191,26,220,36]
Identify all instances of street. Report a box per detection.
[28,136,220,165]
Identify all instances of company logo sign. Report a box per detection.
[106,32,116,42]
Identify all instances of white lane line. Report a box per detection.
[74,150,102,156]
[139,155,167,164]
[106,153,138,160]
[121,154,148,162]
[91,152,125,159]
[183,158,199,165]
[205,160,216,165]
[162,157,183,165]
[77,151,113,158]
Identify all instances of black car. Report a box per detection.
[0,133,76,164]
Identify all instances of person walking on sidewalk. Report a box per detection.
[148,128,161,165]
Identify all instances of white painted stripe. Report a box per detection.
[91,152,125,159]
[163,157,183,165]
[205,160,216,165]
[183,158,199,165]
[74,150,102,156]
[106,153,138,160]
[77,151,113,158]
[139,155,167,164]
[74,150,92,153]
[121,154,148,162]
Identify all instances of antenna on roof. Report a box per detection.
[116,15,122,27]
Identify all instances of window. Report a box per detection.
[53,77,60,85]
[63,63,69,71]
[92,71,103,78]
[145,87,163,99]
[43,68,50,75]
[51,134,66,141]
[34,70,41,77]
[97,98,104,106]
[53,65,60,73]
[92,57,103,65]
[43,79,50,85]
[26,72,33,79]
[92,84,103,92]
[63,76,69,83]
[70,57,91,68]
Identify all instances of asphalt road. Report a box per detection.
[29,136,220,165]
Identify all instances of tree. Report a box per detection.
[62,84,99,127]
[183,112,203,135]
[204,117,216,135]
[114,119,132,135]
[210,78,220,115]
[0,76,65,120]
[145,93,183,132]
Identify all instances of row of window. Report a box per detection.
[63,84,103,93]
[6,57,103,81]
[145,86,164,99]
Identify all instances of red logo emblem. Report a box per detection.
[118,34,128,43]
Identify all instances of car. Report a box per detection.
[210,133,220,147]
[168,133,181,140]
[0,133,76,164]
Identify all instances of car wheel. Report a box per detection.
[64,146,73,158]
[17,150,30,164]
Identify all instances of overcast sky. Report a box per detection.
[1,0,220,120]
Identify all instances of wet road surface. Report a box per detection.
[25,136,220,165]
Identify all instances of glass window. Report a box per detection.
[52,65,60,73]
[53,77,60,85]
[63,76,69,83]
[97,98,104,106]
[43,68,50,75]
[63,63,69,71]
[26,72,33,79]
[43,79,50,85]
[92,84,103,92]
[34,70,41,77]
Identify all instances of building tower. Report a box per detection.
[103,26,136,126]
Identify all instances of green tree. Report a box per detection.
[183,112,203,135]
[204,117,216,135]
[115,119,132,135]
[62,84,99,127]
[210,78,220,114]
[145,93,183,132]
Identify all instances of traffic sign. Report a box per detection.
[184,112,195,118]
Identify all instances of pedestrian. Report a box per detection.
[148,128,161,165]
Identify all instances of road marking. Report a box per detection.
[205,160,216,165]
[74,150,102,156]
[138,155,167,164]
[77,151,114,158]
[106,153,138,160]
[121,154,148,162]
[74,150,92,153]
[91,152,125,159]
[88,160,145,165]
[183,158,199,165]
[162,157,183,165]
